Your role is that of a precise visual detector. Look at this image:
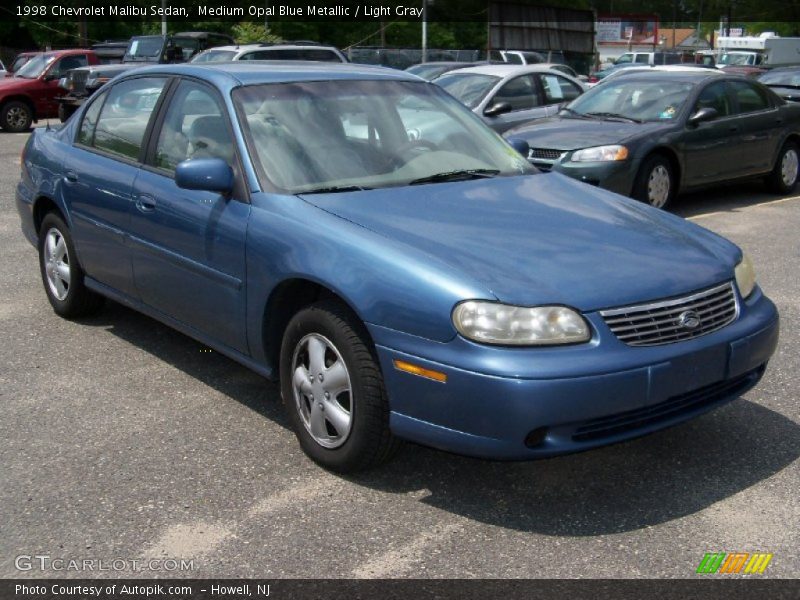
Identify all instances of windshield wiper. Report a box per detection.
[299,184,371,194]
[410,169,500,185]
[766,83,800,89]
[586,112,643,124]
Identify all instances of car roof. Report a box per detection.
[442,64,572,77]
[121,61,419,89]
[607,70,730,83]
[201,45,262,53]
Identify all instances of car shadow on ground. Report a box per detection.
[80,300,292,431]
[83,301,799,537]
[674,180,791,219]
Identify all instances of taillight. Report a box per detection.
[588,75,598,83]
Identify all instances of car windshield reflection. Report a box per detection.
[235,79,533,194]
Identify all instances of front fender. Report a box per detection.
[244,193,495,365]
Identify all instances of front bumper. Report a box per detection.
[369,287,778,459]
[530,156,640,197]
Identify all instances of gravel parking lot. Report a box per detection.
[1,126,798,579]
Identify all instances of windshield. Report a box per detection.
[433,73,500,108]
[615,54,634,64]
[236,79,533,194]
[759,69,800,86]
[191,50,237,63]
[15,54,56,78]
[406,64,456,81]
[719,53,755,66]
[125,37,165,61]
[565,79,695,122]
[11,54,34,73]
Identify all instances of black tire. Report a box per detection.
[58,103,76,123]
[766,141,799,194]
[280,300,400,472]
[1,100,33,133]
[38,212,104,318]
[632,154,676,210]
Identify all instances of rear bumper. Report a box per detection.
[371,288,779,459]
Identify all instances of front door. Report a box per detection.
[128,79,249,352]
[481,75,543,133]
[681,81,743,187]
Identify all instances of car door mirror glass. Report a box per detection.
[484,101,513,117]
[688,107,719,126]
[175,158,233,194]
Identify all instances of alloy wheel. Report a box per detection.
[781,148,798,187]
[6,106,29,130]
[291,333,353,449]
[43,228,71,301]
[647,165,671,208]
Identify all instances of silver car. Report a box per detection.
[434,64,586,133]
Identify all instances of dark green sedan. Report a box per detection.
[504,71,800,209]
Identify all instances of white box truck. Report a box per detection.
[716,33,800,67]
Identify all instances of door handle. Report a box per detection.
[728,126,740,133]
[135,194,157,213]
[64,170,78,183]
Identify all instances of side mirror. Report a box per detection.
[484,101,513,117]
[175,158,233,194]
[43,72,59,81]
[687,107,719,126]
[506,137,530,157]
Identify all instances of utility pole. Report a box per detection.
[161,0,167,35]
[421,0,427,62]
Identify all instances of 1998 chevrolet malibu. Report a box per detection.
[17,63,779,472]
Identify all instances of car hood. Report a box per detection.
[299,174,738,311]
[505,116,669,151]
[0,77,36,91]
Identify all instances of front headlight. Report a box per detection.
[571,145,629,162]
[452,301,591,346]
[735,253,756,299]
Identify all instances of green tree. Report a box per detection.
[231,22,282,44]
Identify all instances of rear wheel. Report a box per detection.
[279,300,400,472]
[633,154,675,209]
[38,213,104,318]
[1,100,33,132]
[766,141,799,194]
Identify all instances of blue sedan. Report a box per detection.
[16,63,779,472]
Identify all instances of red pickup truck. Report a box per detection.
[0,49,98,132]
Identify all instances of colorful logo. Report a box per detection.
[696,552,773,574]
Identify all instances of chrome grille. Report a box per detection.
[600,282,738,347]
[528,148,564,160]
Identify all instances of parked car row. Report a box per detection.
[15,61,780,472]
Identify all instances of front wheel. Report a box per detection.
[38,213,104,318]
[766,141,799,194]
[1,101,33,132]
[279,300,400,472]
[632,155,675,209]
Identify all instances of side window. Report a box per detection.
[539,74,582,104]
[694,82,731,117]
[492,75,538,111]
[634,54,650,64]
[153,80,232,172]
[50,55,88,78]
[92,77,167,160]
[729,81,771,114]
[77,89,108,146]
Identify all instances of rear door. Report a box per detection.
[727,79,784,175]
[128,78,250,352]
[63,76,169,297]
[536,72,584,118]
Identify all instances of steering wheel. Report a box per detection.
[388,139,437,169]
